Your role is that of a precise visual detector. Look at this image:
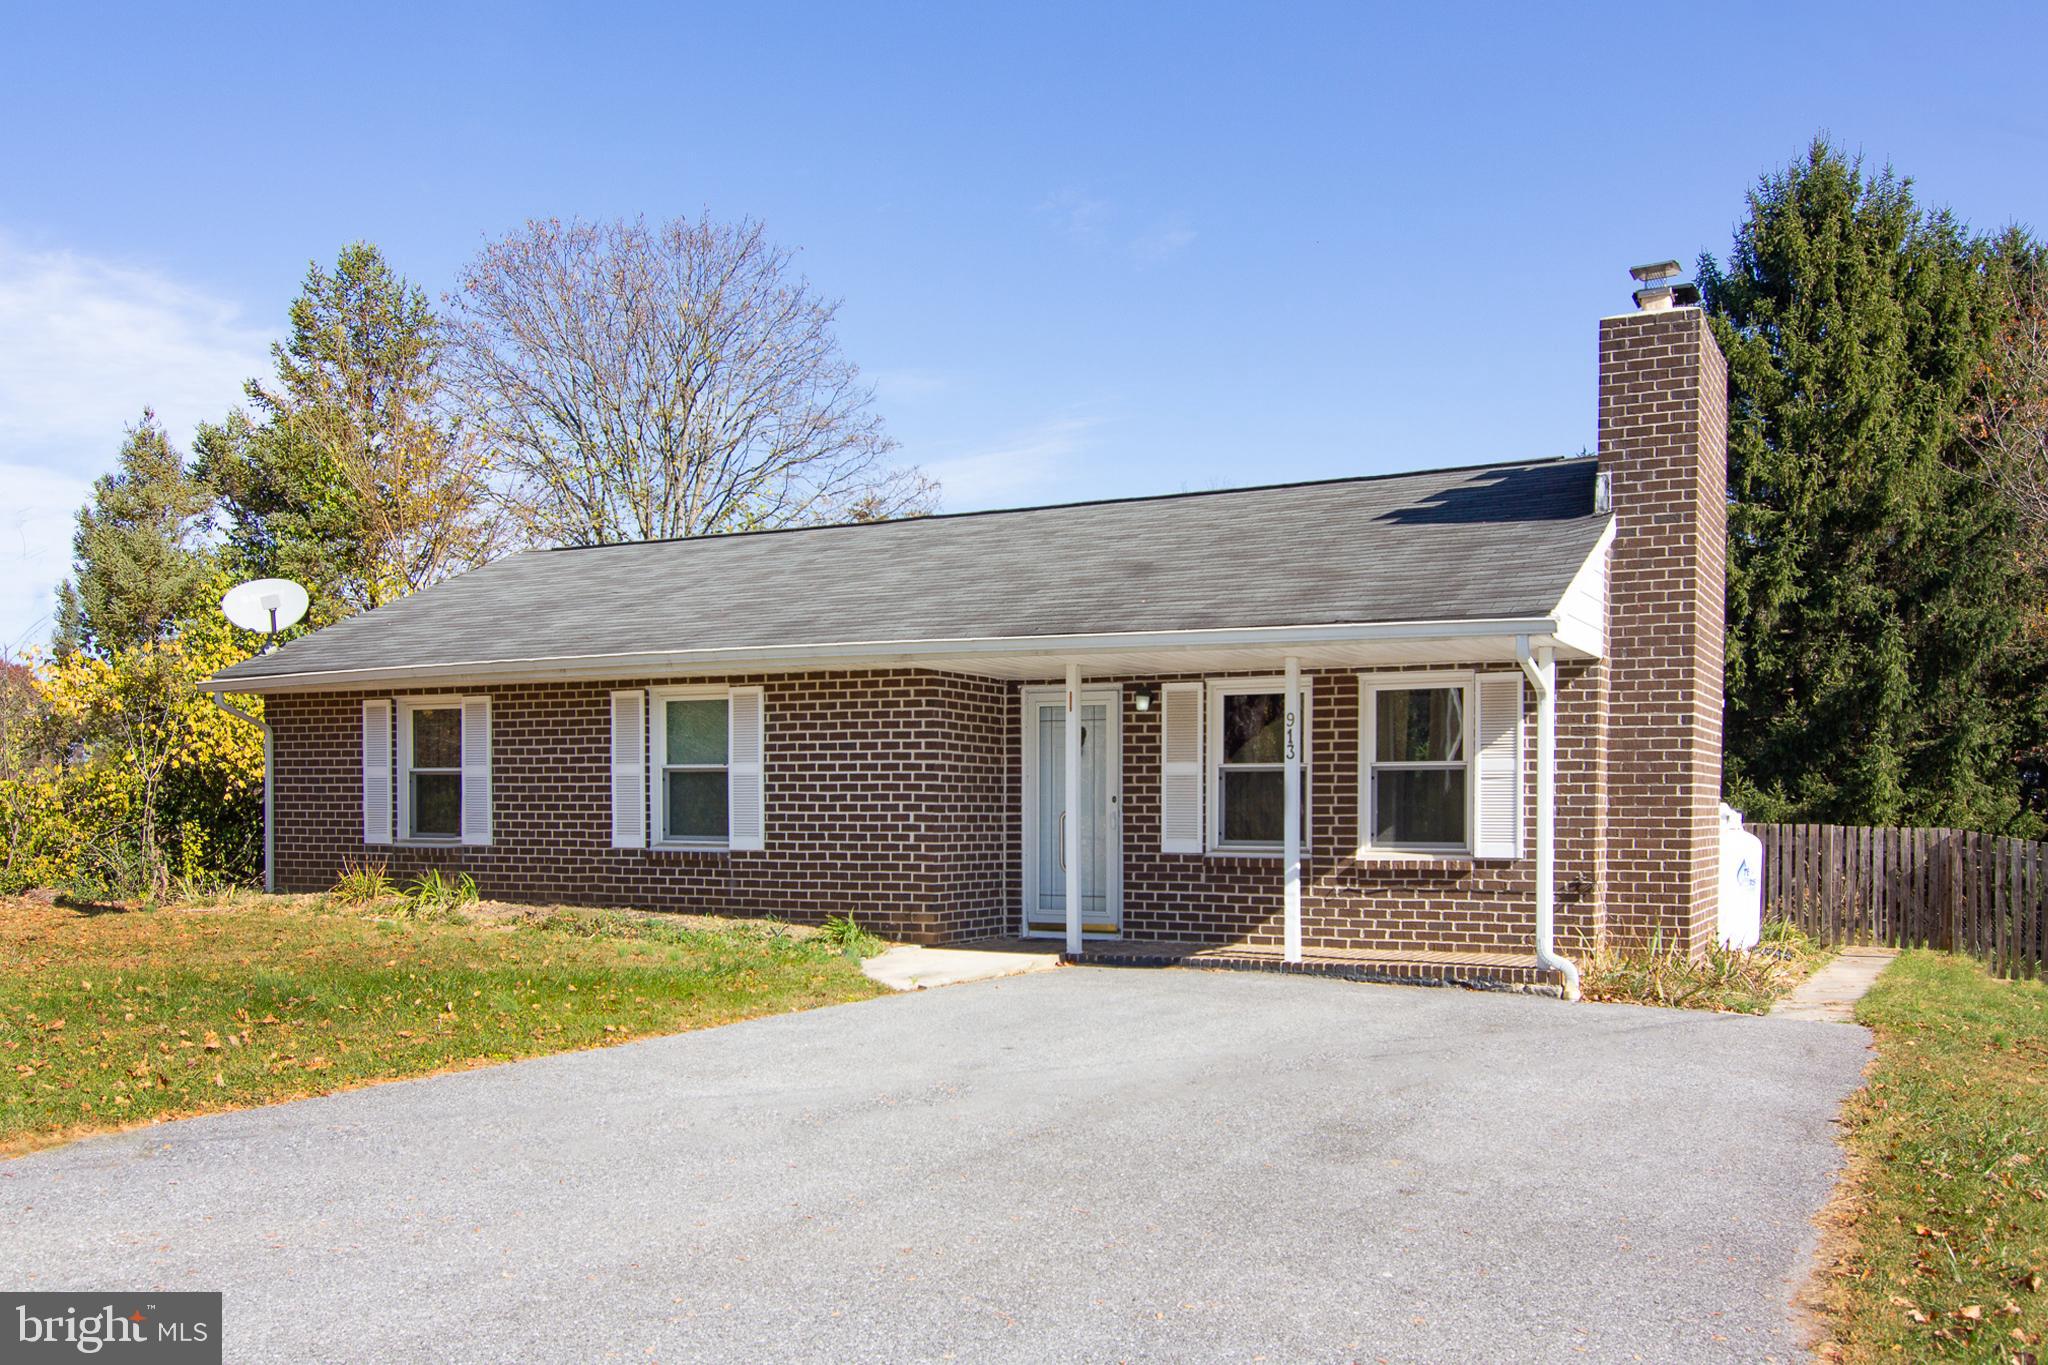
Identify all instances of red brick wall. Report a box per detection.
[1598,305,1729,955]
[268,670,1009,944]
[267,661,1607,959]
[1000,665,1606,957]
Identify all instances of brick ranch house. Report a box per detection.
[206,281,1727,998]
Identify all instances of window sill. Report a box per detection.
[647,842,732,855]
[1353,847,1499,865]
[1205,845,1286,859]
[395,837,467,848]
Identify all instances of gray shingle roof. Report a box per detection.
[210,456,1608,687]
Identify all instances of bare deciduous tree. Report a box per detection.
[445,215,935,544]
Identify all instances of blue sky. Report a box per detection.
[3,0,2045,651]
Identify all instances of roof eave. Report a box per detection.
[203,615,1595,694]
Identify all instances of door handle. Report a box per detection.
[1059,811,1066,871]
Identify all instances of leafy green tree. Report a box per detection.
[1702,139,2048,833]
[32,416,262,894]
[36,601,264,898]
[199,242,500,625]
[53,412,215,658]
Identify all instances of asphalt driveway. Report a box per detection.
[0,968,1869,1363]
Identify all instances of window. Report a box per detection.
[654,691,730,845]
[628,685,765,854]
[1364,680,1469,852]
[1207,680,1310,853]
[403,703,463,840]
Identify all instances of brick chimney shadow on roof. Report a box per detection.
[1372,464,1595,526]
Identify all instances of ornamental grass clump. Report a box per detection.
[1579,918,1828,1014]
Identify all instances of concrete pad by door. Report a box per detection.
[862,938,1061,991]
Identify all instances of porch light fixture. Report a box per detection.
[1133,686,1156,712]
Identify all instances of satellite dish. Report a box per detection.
[221,578,310,641]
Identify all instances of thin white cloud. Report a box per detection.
[0,239,269,649]
[0,239,270,457]
[0,463,94,655]
[868,367,950,403]
[1132,216,1196,266]
[922,416,1102,510]
[1038,189,1113,242]
[1038,193,1195,267]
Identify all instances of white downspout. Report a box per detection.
[1282,655,1303,963]
[209,692,273,894]
[1064,662,1083,958]
[1516,637,1580,1001]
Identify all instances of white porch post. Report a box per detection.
[1283,655,1303,963]
[262,725,275,894]
[1534,646,1556,974]
[1520,638,1581,1000]
[1064,662,1083,957]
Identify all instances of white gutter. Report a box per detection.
[209,693,273,893]
[1516,635,1580,1000]
[1282,655,1303,963]
[203,615,1580,693]
[1063,663,1082,958]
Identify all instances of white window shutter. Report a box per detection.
[362,699,392,845]
[727,685,765,851]
[610,689,648,849]
[460,696,492,846]
[1473,672,1524,859]
[1160,682,1204,853]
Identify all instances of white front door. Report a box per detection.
[1022,687,1121,937]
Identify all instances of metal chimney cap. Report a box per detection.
[1629,260,1683,284]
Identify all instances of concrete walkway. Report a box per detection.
[862,937,1061,991]
[1770,946,1898,1023]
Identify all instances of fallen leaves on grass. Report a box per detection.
[1,893,883,1154]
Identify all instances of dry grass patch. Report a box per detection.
[1579,918,1832,1014]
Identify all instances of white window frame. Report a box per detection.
[1359,671,1477,857]
[396,698,466,844]
[1205,676,1312,856]
[649,684,734,851]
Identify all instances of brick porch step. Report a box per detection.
[1064,941,1567,996]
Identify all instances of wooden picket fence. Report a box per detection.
[1754,823,2047,978]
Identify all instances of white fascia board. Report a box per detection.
[202,615,1572,694]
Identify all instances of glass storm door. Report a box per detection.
[1027,691,1120,935]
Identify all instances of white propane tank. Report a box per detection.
[1719,803,1764,950]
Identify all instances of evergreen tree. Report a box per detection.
[54,412,215,658]
[198,242,500,624]
[1702,139,2048,833]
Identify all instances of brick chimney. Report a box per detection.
[1597,264,1729,956]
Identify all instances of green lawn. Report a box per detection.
[0,894,886,1154]
[1817,951,2047,1361]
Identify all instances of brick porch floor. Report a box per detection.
[1065,941,1567,995]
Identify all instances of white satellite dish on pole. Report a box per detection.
[221,578,310,647]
